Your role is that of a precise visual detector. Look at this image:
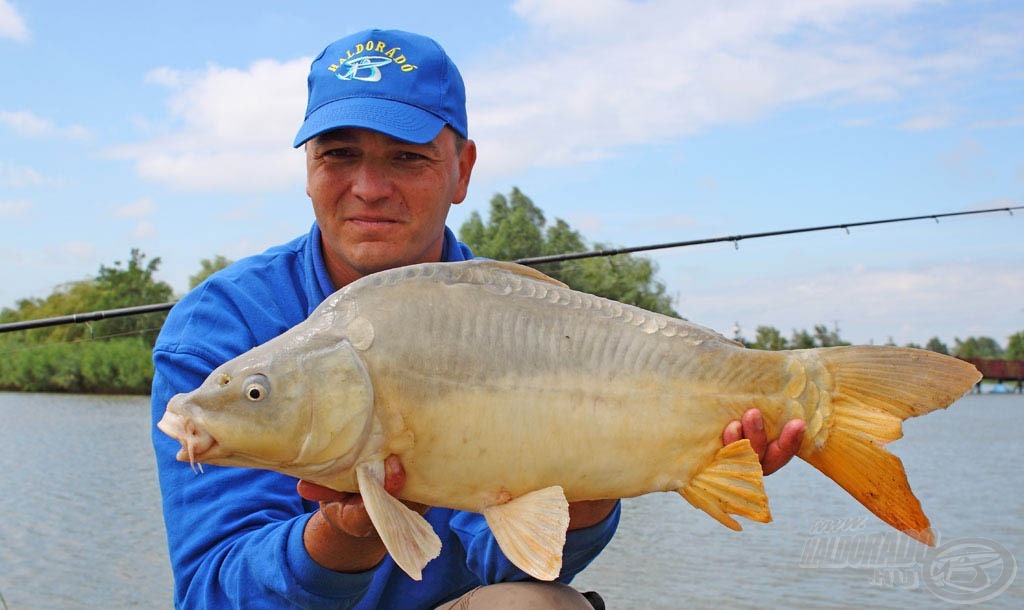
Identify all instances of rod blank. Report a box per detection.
[2,205,1020,334]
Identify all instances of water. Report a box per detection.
[0,392,1020,609]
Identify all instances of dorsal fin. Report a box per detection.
[472,260,569,288]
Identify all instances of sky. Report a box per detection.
[0,0,1021,348]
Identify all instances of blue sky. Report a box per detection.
[1,0,1021,347]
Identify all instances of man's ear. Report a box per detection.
[452,139,477,205]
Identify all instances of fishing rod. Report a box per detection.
[515,205,1020,266]
[0,302,174,333]
[1,204,1018,334]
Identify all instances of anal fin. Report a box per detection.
[355,461,442,580]
[482,485,570,581]
[679,439,771,530]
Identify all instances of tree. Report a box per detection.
[0,248,173,393]
[1005,331,1024,361]
[790,329,817,349]
[190,255,234,289]
[91,248,174,345]
[813,324,850,347]
[459,187,679,316]
[953,336,1004,359]
[459,187,546,262]
[1,249,172,346]
[924,337,949,355]
[748,325,788,350]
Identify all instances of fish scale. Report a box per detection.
[159,259,981,582]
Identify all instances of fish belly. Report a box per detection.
[345,266,793,511]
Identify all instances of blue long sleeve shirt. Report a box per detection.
[151,223,620,609]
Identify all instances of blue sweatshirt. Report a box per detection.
[151,223,620,609]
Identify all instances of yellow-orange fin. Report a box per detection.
[800,346,981,546]
[679,439,771,530]
[482,485,570,581]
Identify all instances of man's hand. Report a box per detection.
[299,455,429,572]
[722,408,806,475]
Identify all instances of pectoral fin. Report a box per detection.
[482,485,570,581]
[679,439,771,530]
[355,461,441,580]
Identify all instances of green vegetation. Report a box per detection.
[189,255,233,289]
[952,336,1004,359]
[738,324,1020,359]
[742,324,851,350]
[459,187,678,317]
[0,249,172,394]
[1,188,1021,394]
[1007,332,1024,361]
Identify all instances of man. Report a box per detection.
[151,28,805,609]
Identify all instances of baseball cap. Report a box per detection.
[293,29,467,147]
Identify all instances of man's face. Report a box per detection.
[305,127,476,288]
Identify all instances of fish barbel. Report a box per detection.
[158,260,981,581]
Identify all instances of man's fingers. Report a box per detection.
[740,408,768,461]
[722,411,806,476]
[383,454,406,495]
[297,480,350,503]
[761,419,806,476]
[383,455,431,515]
[721,419,743,445]
[299,454,406,501]
[320,498,378,538]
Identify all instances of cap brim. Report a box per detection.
[293,98,447,147]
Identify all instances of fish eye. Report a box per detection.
[243,374,270,402]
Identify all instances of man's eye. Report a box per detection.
[396,151,428,161]
[323,147,357,158]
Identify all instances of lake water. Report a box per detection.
[0,392,1020,609]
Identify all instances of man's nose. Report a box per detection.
[350,160,394,202]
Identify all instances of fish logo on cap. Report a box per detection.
[335,56,393,82]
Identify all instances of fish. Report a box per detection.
[157,260,981,581]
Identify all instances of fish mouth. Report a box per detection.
[157,410,219,473]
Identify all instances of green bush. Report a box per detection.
[0,337,153,394]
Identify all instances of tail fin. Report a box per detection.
[799,346,980,545]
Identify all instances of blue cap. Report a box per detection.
[293,29,467,147]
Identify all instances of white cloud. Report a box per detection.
[131,148,303,192]
[0,199,31,220]
[108,58,310,192]
[465,0,1020,179]
[108,1,1021,191]
[130,220,157,240]
[899,110,955,131]
[112,196,157,218]
[0,0,29,42]
[674,258,1023,346]
[939,137,986,177]
[969,107,1024,129]
[0,161,47,187]
[50,241,96,264]
[0,110,91,139]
